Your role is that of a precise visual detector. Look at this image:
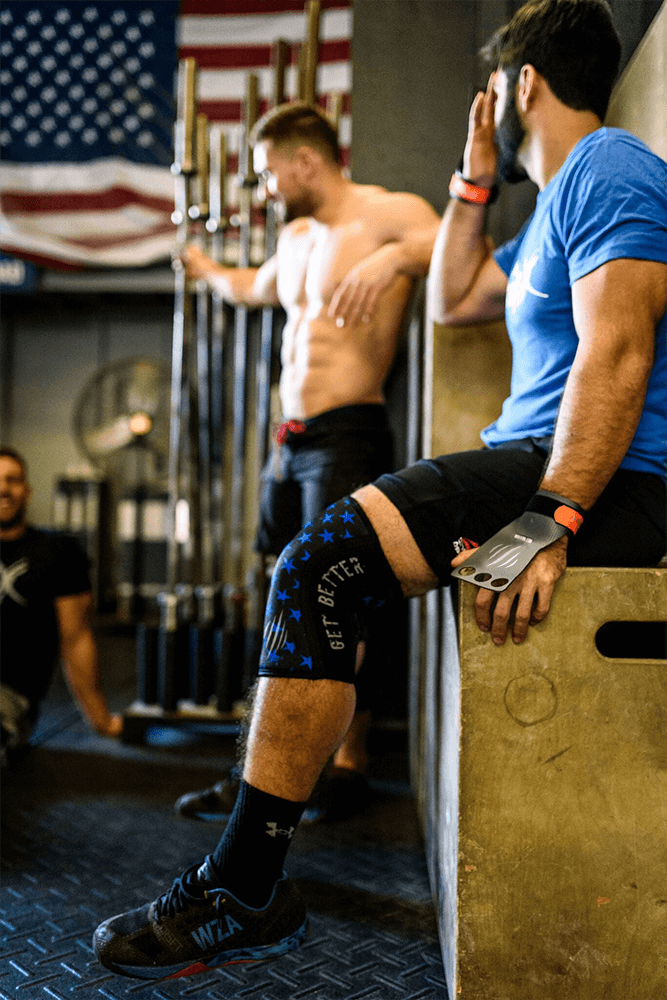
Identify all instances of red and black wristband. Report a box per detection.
[448,169,499,206]
[525,490,585,540]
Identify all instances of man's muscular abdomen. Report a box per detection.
[279,276,412,420]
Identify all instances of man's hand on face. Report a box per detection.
[462,72,500,186]
[451,536,568,645]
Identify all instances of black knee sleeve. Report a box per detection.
[258,497,403,685]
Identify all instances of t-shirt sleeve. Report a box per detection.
[560,135,667,285]
[493,217,533,276]
[51,534,92,598]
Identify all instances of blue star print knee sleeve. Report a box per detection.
[258,496,403,684]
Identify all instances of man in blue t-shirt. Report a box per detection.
[482,126,667,477]
[93,0,667,982]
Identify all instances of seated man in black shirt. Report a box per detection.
[0,447,122,762]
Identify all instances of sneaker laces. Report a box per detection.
[155,856,219,920]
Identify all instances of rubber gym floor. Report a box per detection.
[1,621,447,1000]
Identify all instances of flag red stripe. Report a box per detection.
[317,92,352,116]
[63,222,175,252]
[198,93,351,123]
[198,100,269,122]
[1,189,173,216]
[178,38,349,69]
[181,1,350,15]
[0,246,84,272]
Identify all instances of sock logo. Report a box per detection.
[191,914,243,950]
[266,822,295,839]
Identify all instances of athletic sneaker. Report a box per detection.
[93,857,308,980]
[175,765,371,824]
[301,767,371,824]
[174,771,241,818]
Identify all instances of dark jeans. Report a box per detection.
[256,404,393,555]
[255,403,396,713]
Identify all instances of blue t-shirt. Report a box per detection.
[484,127,667,478]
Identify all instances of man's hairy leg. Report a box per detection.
[92,489,441,977]
[200,490,438,909]
[242,485,437,803]
[244,677,357,801]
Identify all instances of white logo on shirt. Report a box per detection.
[506,252,549,312]
[0,558,28,606]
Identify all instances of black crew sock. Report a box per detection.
[206,779,307,908]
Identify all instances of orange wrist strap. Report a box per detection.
[449,172,494,205]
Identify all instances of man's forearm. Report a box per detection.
[199,264,264,305]
[61,629,117,734]
[181,244,278,306]
[426,199,493,323]
[392,223,441,278]
[542,257,661,509]
[540,350,652,509]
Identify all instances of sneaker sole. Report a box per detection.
[102,919,309,980]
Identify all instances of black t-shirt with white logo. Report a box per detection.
[0,527,91,714]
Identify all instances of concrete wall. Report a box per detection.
[606,0,667,158]
[351,0,538,247]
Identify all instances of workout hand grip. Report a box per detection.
[451,511,567,592]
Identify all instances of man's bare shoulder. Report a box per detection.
[276,217,314,250]
[354,183,429,207]
[283,217,313,236]
[353,184,439,226]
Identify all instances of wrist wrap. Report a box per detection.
[524,490,584,539]
[449,170,499,206]
[451,491,584,593]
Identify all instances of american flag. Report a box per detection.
[0,0,352,272]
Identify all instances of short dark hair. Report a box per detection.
[481,0,621,121]
[0,446,28,479]
[250,101,341,164]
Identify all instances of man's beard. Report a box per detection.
[281,188,320,223]
[0,502,26,532]
[496,93,529,185]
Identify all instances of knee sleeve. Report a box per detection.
[258,496,403,685]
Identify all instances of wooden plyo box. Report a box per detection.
[414,566,667,999]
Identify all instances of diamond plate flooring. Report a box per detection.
[1,629,447,1000]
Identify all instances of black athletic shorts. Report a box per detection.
[256,403,393,556]
[373,439,666,585]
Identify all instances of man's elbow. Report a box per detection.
[426,274,465,326]
[426,270,448,325]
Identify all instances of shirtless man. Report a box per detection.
[175,102,440,819]
[183,102,439,422]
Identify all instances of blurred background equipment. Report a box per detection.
[124,2,328,743]
[75,356,171,487]
[72,355,171,617]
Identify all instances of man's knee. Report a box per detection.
[353,484,439,597]
[258,496,403,686]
